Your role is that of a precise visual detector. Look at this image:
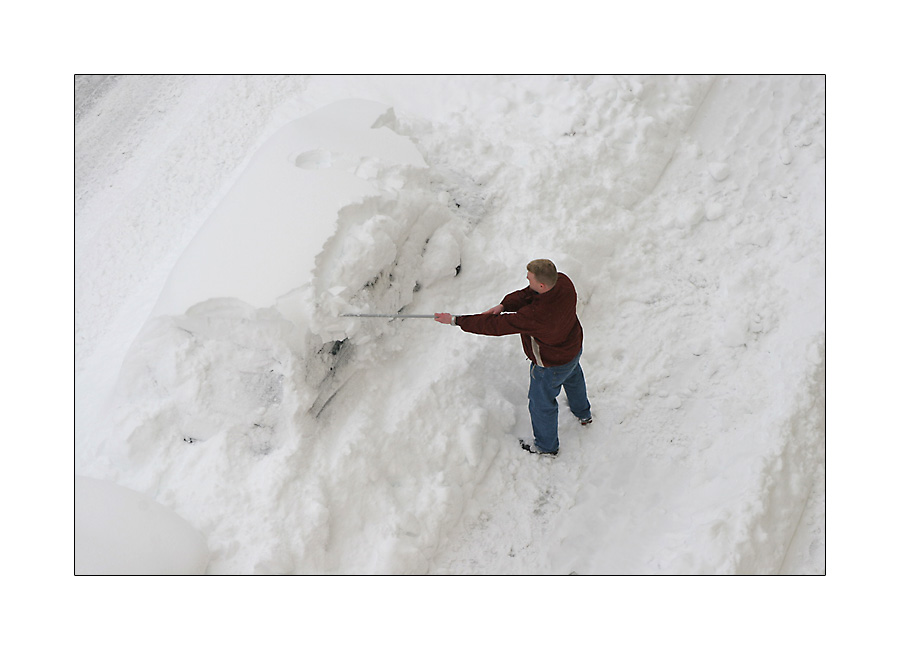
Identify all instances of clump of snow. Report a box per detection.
[76,75,824,574]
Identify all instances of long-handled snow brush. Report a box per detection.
[340,313,451,319]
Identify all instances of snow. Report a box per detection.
[149,97,425,318]
[75,476,208,574]
[75,75,824,577]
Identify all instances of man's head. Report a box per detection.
[526,259,558,293]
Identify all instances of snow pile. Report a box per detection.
[149,97,426,318]
[75,75,824,574]
[75,476,208,574]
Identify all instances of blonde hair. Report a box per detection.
[527,259,558,287]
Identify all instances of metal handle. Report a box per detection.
[340,313,451,319]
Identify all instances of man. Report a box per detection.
[435,259,592,456]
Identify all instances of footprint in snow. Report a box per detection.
[294,149,332,169]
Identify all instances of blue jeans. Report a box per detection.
[528,349,591,453]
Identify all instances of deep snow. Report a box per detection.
[75,475,208,574]
[75,74,824,575]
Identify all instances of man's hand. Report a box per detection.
[481,304,504,315]
[434,312,454,325]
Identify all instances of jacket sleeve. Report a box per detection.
[500,286,534,312]
[456,308,547,338]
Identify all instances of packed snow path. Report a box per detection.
[75,75,824,574]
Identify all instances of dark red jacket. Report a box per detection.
[456,272,583,367]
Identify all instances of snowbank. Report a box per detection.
[75,476,208,574]
[75,75,824,574]
[150,97,426,318]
